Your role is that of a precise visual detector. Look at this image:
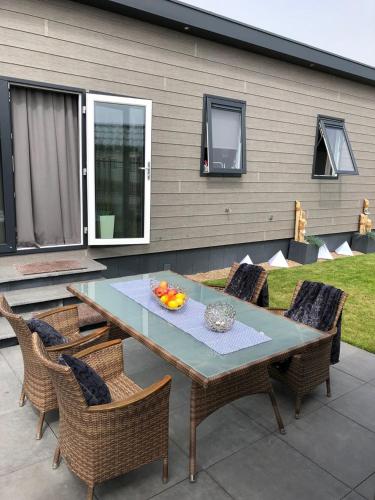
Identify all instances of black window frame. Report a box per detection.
[312,115,359,179]
[201,94,246,176]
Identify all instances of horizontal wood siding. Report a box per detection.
[1,0,375,259]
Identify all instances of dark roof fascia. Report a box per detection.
[74,0,375,87]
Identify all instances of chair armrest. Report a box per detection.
[87,375,172,413]
[324,327,338,337]
[267,308,287,316]
[74,339,124,380]
[46,326,109,354]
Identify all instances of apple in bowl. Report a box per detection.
[151,280,188,310]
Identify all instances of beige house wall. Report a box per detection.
[1,0,374,258]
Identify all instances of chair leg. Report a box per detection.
[268,389,286,434]
[86,485,94,500]
[52,445,61,469]
[295,395,303,419]
[35,411,46,440]
[19,386,26,407]
[326,377,331,398]
[162,456,168,483]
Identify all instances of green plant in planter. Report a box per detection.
[363,231,375,240]
[304,235,326,248]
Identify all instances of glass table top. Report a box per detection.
[71,271,322,381]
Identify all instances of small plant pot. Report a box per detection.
[351,233,375,254]
[288,240,319,264]
[99,215,115,239]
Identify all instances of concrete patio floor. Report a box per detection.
[1,338,375,500]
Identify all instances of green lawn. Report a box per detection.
[204,253,375,354]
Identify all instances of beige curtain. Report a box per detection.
[11,87,81,247]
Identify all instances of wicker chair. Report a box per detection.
[268,281,348,418]
[32,334,171,500]
[215,262,267,304]
[0,297,109,439]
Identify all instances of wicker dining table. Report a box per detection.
[68,270,327,481]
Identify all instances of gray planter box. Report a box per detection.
[351,233,375,253]
[288,240,319,264]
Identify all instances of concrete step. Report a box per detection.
[0,256,106,292]
[4,283,77,314]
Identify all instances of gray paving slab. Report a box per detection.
[122,339,192,410]
[1,344,24,381]
[123,339,171,375]
[208,435,350,500]
[0,352,22,417]
[95,441,190,500]
[152,471,232,500]
[343,491,368,500]
[355,473,375,500]
[233,379,323,431]
[340,342,361,359]
[335,350,375,382]
[328,383,375,433]
[311,366,365,403]
[130,362,191,411]
[170,402,268,470]
[0,457,88,500]
[2,326,375,499]
[0,316,17,341]
[280,406,375,488]
[45,409,59,438]
[0,406,57,476]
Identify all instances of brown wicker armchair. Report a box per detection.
[32,335,171,500]
[215,262,267,304]
[268,281,348,418]
[0,297,109,439]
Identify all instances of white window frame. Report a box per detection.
[86,93,152,246]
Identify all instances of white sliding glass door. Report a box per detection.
[86,94,151,245]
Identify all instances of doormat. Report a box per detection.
[16,260,87,275]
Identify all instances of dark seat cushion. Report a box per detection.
[27,318,68,347]
[59,354,111,406]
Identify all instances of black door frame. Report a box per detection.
[0,79,16,253]
[0,76,88,255]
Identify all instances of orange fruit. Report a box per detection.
[167,289,177,298]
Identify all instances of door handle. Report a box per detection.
[138,162,151,180]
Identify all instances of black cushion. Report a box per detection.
[59,354,111,406]
[27,318,68,347]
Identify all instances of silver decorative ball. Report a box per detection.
[204,302,236,333]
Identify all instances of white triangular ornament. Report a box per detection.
[335,241,353,256]
[240,254,253,265]
[268,250,289,268]
[318,244,333,260]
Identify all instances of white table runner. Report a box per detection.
[111,279,271,355]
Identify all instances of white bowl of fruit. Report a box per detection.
[150,280,188,311]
